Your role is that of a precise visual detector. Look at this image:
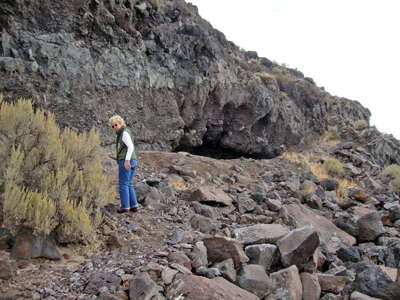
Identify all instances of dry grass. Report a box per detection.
[324,158,345,177]
[317,131,341,147]
[170,181,189,191]
[281,152,303,164]
[282,151,360,202]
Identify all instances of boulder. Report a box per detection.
[336,246,363,263]
[267,265,303,300]
[236,264,272,298]
[167,275,259,300]
[350,291,383,300]
[233,224,289,246]
[349,189,370,203]
[245,244,279,270]
[84,272,122,294]
[317,274,350,294]
[300,272,321,300]
[277,226,320,268]
[214,258,236,282]
[203,236,249,267]
[192,202,217,219]
[190,214,218,234]
[320,178,340,191]
[191,186,233,206]
[349,262,393,298]
[190,241,208,269]
[11,229,60,260]
[129,272,162,300]
[357,212,385,242]
[196,266,221,279]
[161,267,178,285]
[0,260,14,280]
[168,252,192,270]
[285,204,356,251]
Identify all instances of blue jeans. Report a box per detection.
[118,159,138,209]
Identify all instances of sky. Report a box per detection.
[187,0,400,139]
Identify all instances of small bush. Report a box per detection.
[381,164,400,193]
[389,177,400,193]
[381,164,400,180]
[323,158,344,178]
[0,96,115,243]
[353,119,369,130]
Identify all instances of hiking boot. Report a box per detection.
[117,208,130,214]
[130,207,138,213]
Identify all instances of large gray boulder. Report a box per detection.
[357,212,385,242]
[234,224,289,246]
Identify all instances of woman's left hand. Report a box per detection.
[124,160,131,170]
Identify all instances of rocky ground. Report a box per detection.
[1,138,400,300]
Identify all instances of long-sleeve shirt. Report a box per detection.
[121,130,134,160]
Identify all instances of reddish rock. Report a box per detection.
[106,235,123,249]
[191,186,233,206]
[167,275,259,300]
[349,189,370,203]
[277,226,320,268]
[168,251,192,270]
[203,236,249,268]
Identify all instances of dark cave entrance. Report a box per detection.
[174,140,274,160]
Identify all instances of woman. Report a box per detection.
[109,115,139,213]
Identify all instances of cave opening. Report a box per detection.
[175,139,274,160]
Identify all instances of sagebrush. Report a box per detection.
[0,94,115,243]
[381,164,400,193]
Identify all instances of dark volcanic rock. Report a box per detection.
[0,0,374,159]
[349,262,394,298]
[336,247,364,263]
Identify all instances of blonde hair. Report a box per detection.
[108,115,126,127]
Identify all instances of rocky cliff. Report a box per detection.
[2,0,394,161]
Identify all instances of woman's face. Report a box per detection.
[110,120,121,131]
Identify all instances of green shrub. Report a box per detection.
[0,95,115,243]
[323,158,344,178]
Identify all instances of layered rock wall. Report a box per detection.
[0,0,377,158]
